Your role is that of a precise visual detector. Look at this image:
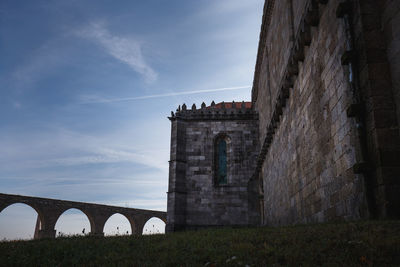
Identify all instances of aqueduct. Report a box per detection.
[0,193,166,239]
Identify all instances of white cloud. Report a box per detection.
[0,125,169,218]
[24,147,168,173]
[77,22,157,83]
[3,40,67,93]
[79,85,251,104]
[0,127,168,173]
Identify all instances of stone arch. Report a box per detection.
[142,216,166,235]
[0,202,43,240]
[213,133,232,185]
[158,215,167,224]
[103,212,134,236]
[1,201,45,224]
[54,208,94,236]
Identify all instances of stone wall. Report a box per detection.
[167,0,400,230]
[166,103,259,231]
[382,0,400,214]
[381,0,400,130]
[252,0,400,225]
[353,0,400,218]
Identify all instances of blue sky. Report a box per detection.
[0,0,263,238]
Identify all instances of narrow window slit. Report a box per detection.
[216,139,227,185]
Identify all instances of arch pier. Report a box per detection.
[0,193,166,239]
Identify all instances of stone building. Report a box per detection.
[167,0,400,231]
[166,102,259,232]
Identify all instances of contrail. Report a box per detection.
[81,85,251,104]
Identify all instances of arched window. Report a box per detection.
[215,137,228,185]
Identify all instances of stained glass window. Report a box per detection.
[216,139,227,185]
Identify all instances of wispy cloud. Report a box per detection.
[79,85,251,104]
[0,128,168,173]
[3,40,67,92]
[23,147,168,173]
[76,22,157,83]
[0,126,169,209]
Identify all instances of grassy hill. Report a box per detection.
[1,220,399,266]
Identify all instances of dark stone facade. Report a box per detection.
[253,0,400,225]
[166,102,259,232]
[167,0,400,231]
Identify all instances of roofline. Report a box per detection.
[251,0,275,105]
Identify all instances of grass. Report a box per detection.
[0,220,399,266]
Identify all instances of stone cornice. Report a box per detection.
[252,0,275,105]
[168,101,257,121]
[252,0,329,180]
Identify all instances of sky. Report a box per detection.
[0,0,264,239]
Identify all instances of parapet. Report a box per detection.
[169,101,257,121]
